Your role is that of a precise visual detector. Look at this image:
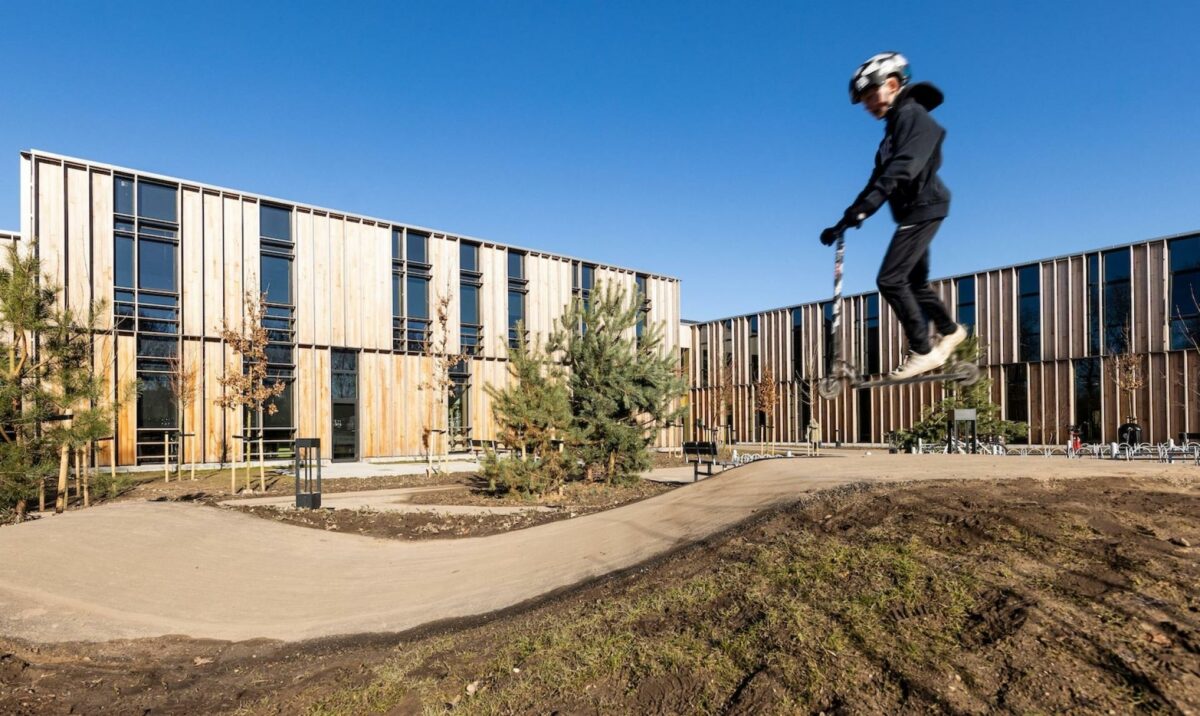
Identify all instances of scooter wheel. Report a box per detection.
[954,362,981,386]
[817,377,842,400]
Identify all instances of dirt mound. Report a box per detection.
[3,474,1199,714]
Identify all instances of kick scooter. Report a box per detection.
[817,227,979,400]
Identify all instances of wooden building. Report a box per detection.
[19,151,682,466]
[688,233,1200,446]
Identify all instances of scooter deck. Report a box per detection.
[854,364,977,390]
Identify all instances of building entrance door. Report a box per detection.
[331,350,358,461]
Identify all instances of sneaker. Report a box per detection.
[889,349,947,380]
[935,324,969,360]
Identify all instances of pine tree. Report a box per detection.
[0,241,126,519]
[549,282,686,484]
[482,327,573,495]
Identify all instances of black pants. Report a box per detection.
[876,219,957,355]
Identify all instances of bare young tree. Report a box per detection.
[718,356,735,446]
[1111,346,1145,426]
[754,362,778,454]
[419,287,469,475]
[216,292,285,494]
[167,356,200,481]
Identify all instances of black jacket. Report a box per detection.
[848,82,950,225]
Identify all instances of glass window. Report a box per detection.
[956,277,975,335]
[1074,358,1102,442]
[1102,248,1131,354]
[460,242,478,273]
[822,301,835,375]
[508,289,524,328]
[406,275,429,319]
[749,315,758,337]
[138,239,176,291]
[1087,254,1101,355]
[260,204,291,242]
[1006,363,1029,424]
[1017,265,1040,362]
[406,231,428,264]
[791,308,803,379]
[581,263,593,290]
[508,250,525,279]
[137,182,177,223]
[857,389,872,443]
[137,374,177,429]
[392,273,402,317]
[261,255,292,305]
[263,382,294,429]
[1170,236,1200,349]
[862,294,880,375]
[461,284,479,325]
[115,235,134,288]
[115,176,134,216]
[392,228,403,261]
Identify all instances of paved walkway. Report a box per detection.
[0,454,1172,644]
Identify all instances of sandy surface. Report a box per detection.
[0,454,1187,644]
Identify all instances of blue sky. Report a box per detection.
[2,1,1197,321]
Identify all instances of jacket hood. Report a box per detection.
[897,82,943,112]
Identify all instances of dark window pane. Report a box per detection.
[508,290,524,328]
[260,204,291,242]
[1087,254,1101,355]
[138,239,176,291]
[392,273,402,317]
[1171,235,1200,272]
[115,235,134,288]
[115,176,134,216]
[263,381,293,429]
[406,276,429,319]
[1017,266,1040,362]
[332,350,357,371]
[508,251,524,279]
[956,277,975,335]
[137,335,177,359]
[581,264,593,289]
[857,388,871,442]
[332,373,357,400]
[138,374,177,429]
[1170,236,1200,349]
[1103,248,1131,354]
[261,255,292,304]
[137,182,177,223]
[461,284,479,325]
[407,231,428,264]
[1074,358,1102,442]
[460,242,478,272]
[822,301,835,375]
[265,344,293,365]
[1006,363,1029,429]
[392,229,402,260]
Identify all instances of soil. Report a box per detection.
[3,474,1199,715]
[229,480,676,540]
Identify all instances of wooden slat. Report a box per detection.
[65,165,91,312]
[203,192,225,336]
[181,188,204,335]
[222,195,243,333]
[90,172,114,331]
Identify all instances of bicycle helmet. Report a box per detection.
[850,52,910,104]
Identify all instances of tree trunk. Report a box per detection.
[83,443,92,508]
[163,433,170,482]
[16,498,26,523]
[39,480,45,513]
[73,448,82,506]
[55,443,70,513]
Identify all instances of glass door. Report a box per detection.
[331,350,358,461]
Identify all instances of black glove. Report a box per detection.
[842,192,884,228]
[819,224,844,246]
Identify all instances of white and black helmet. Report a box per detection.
[849,52,910,104]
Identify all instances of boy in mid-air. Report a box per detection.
[820,51,967,379]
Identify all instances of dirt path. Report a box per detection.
[0,455,1187,644]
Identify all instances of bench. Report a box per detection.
[682,441,726,481]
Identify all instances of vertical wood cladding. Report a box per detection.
[690,235,1200,446]
[24,152,680,464]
